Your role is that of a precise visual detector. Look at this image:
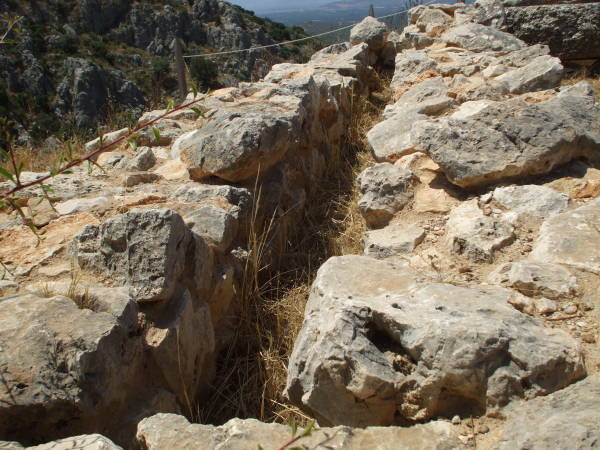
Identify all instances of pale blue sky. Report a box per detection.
[231,0,330,12]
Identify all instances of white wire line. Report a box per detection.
[183,0,439,59]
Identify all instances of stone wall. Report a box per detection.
[2,3,600,449]
[0,32,384,446]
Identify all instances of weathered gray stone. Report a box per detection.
[491,55,563,94]
[123,172,162,187]
[85,128,129,152]
[171,184,251,212]
[446,200,515,263]
[286,256,585,427]
[441,23,526,53]
[390,26,438,51]
[349,17,387,51]
[172,101,301,182]
[530,197,600,274]
[558,80,596,98]
[71,209,211,302]
[450,100,495,120]
[409,4,463,25]
[136,413,463,450]
[496,376,600,450]
[143,289,215,408]
[0,290,139,444]
[357,163,416,229]
[504,3,600,61]
[482,63,508,78]
[55,197,110,216]
[497,43,550,68]
[126,147,156,171]
[310,42,352,62]
[410,94,600,188]
[390,51,438,94]
[28,434,122,449]
[362,224,426,258]
[415,8,453,35]
[184,205,237,252]
[488,261,578,300]
[385,77,455,118]
[367,111,427,162]
[135,120,184,147]
[491,185,569,218]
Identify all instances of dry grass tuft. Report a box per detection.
[198,76,388,427]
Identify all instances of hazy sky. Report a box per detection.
[230,0,331,12]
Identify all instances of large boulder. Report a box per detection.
[286,256,585,427]
[496,376,600,449]
[136,413,463,450]
[410,93,600,188]
[503,3,600,61]
[70,208,213,302]
[441,23,526,53]
[0,290,140,444]
[349,16,387,51]
[172,105,300,182]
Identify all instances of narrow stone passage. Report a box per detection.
[197,68,390,426]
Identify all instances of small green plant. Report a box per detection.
[258,418,316,450]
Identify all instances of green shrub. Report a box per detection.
[189,56,219,90]
[88,35,110,61]
[151,56,171,82]
[55,33,79,53]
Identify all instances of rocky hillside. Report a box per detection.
[0,0,600,449]
[0,0,314,145]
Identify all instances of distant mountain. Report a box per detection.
[0,0,318,145]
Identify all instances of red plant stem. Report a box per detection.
[276,434,305,450]
[0,97,205,199]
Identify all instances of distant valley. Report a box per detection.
[261,0,432,43]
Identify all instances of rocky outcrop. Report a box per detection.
[0,23,382,446]
[530,197,600,274]
[55,58,146,133]
[284,2,600,437]
[503,2,600,61]
[0,289,143,444]
[286,256,585,427]
[1,0,311,140]
[135,413,464,450]
[2,4,600,449]
[496,375,600,449]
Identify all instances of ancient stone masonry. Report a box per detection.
[2,1,600,449]
[0,30,382,446]
[284,1,600,447]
